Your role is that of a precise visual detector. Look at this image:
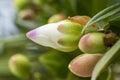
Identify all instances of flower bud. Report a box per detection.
[68,16,90,26]
[48,14,66,23]
[12,0,29,10]
[26,20,82,52]
[18,9,34,20]
[8,54,30,77]
[68,53,102,77]
[79,32,107,53]
[68,16,98,34]
[68,16,98,28]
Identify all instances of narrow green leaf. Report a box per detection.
[109,16,120,28]
[106,68,114,80]
[91,0,108,16]
[0,34,27,43]
[16,19,39,31]
[39,50,72,78]
[39,50,81,79]
[91,39,120,80]
[82,3,120,34]
[108,16,120,35]
[97,67,114,80]
[68,0,77,14]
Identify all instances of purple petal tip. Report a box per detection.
[26,29,37,38]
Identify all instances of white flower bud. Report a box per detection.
[26,20,82,52]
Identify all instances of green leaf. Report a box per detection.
[0,34,28,46]
[109,16,120,35]
[106,68,114,80]
[39,50,81,79]
[97,70,111,80]
[91,39,120,80]
[15,19,39,32]
[91,0,109,16]
[68,0,77,14]
[109,16,120,27]
[82,3,120,34]
[0,58,11,76]
[40,53,68,78]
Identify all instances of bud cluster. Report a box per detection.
[26,16,98,52]
[26,15,117,78]
[69,30,116,77]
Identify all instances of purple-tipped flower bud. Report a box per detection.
[68,53,102,77]
[8,54,30,77]
[48,14,66,23]
[26,20,82,52]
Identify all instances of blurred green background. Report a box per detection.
[0,0,120,80]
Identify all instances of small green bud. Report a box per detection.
[68,53,102,77]
[18,9,34,20]
[48,14,66,23]
[79,31,116,53]
[79,32,107,53]
[33,0,44,6]
[8,54,30,77]
[12,0,29,10]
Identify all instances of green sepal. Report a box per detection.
[58,35,81,47]
[58,20,82,35]
[58,46,78,52]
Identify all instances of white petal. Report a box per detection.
[27,22,67,49]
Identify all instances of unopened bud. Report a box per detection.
[79,31,116,53]
[48,14,66,23]
[79,32,107,53]
[68,53,102,77]
[18,9,34,20]
[8,54,30,77]
[68,16,90,26]
[26,20,82,52]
